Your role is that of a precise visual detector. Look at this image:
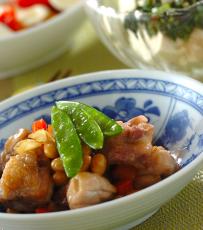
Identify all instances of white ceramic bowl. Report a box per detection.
[0,69,203,230]
[0,2,84,79]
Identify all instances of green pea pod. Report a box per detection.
[56,101,123,136]
[57,103,104,150]
[51,106,83,178]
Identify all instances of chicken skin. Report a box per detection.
[0,129,30,173]
[0,151,53,212]
[67,172,116,209]
[103,116,178,185]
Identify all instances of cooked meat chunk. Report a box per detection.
[134,174,161,189]
[0,129,30,173]
[103,116,154,167]
[67,172,116,209]
[52,185,68,211]
[0,151,53,212]
[147,146,179,177]
[103,116,178,180]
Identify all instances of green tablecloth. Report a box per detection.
[0,19,202,230]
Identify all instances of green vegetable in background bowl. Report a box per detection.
[124,0,203,40]
[85,0,203,78]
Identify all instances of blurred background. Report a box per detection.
[0,18,126,100]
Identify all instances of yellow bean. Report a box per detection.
[47,125,53,136]
[51,158,64,171]
[80,144,92,172]
[44,143,58,159]
[82,144,91,156]
[53,171,68,186]
[91,154,107,176]
[80,155,91,172]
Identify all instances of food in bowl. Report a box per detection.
[85,0,203,78]
[0,0,78,35]
[124,0,203,40]
[0,0,83,79]
[0,100,179,214]
[0,70,202,229]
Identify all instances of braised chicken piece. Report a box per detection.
[0,129,30,173]
[146,146,179,177]
[103,116,178,183]
[0,151,53,212]
[103,116,154,167]
[67,172,116,209]
[52,185,68,211]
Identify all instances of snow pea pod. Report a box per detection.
[56,101,123,136]
[57,103,104,150]
[51,106,83,178]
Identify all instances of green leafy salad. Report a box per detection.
[124,0,203,40]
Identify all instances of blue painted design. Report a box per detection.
[101,97,160,122]
[197,134,203,148]
[0,78,203,129]
[156,110,190,147]
[181,153,198,167]
[144,100,153,108]
[185,134,196,150]
[35,114,51,124]
[0,77,202,167]
[0,139,6,151]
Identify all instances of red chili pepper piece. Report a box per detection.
[111,165,136,182]
[16,0,50,7]
[32,119,47,132]
[35,208,49,214]
[115,179,134,196]
[0,5,22,31]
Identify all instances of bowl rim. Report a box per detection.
[0,1,83,42]
[0,69,202,220]
[85,0,203,17]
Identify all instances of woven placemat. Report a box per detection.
[133,169,203,230]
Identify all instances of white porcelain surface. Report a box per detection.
[0,2,84,79]
[0,69,202,230]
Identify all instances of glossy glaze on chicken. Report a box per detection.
[0,115,179,213]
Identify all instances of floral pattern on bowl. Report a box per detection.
[99,97,160,122]
[0,73,202,168]
[0,70,202,230]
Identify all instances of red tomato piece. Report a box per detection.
[32,119,47,132]
[0,5,15,22]
[35,208,49,214]
[16,0,50,7]
[0,4,22,31]
[111,165,137,182]
[6,18,22,31]
[115,179,134,196]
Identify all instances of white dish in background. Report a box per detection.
[0,1,84,79]
[0,69,202,230]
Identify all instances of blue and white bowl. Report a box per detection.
[0,69,202,230]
